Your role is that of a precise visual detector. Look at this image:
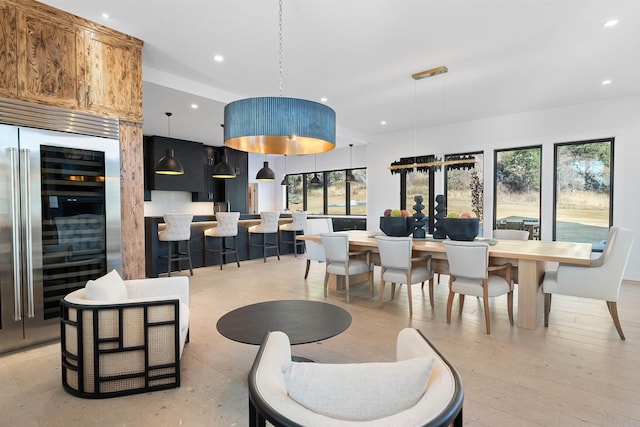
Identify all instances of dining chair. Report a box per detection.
[542,226,634,340]
[492,229,529,241]
[320,233,373,303]
[158,213,193,276]
[443,241,513,335]
[375,236,433,317]
[203,211,241,270]
[279,211,307,257]
[248,211,281,262]
[302,218,333,279]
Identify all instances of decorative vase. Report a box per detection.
[441,218,480,241]
[379,216,414,237]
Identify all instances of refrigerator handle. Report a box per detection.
[20,148,35,318]
[8,147,22,321]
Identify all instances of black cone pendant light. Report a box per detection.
[212,125,237,179]
[256,156,275,181]
[155,112,184,175]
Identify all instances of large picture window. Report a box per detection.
[494,146,541,238]
[403,170,429,212]
[286,168,366,215]
[305,172,325,214]
[349,169,367,215]
[554,138,613,243]
[444,152,484,229]
[286,173,304,212]
[327,171,346,215]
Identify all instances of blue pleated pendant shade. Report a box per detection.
[224,97,336,155]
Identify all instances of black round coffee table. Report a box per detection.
[216,300,352,345]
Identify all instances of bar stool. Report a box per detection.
[158,213,193,276]
[248,211,281,262]
[204,212,241,270]
[279,211,307,257]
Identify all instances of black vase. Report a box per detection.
[380,216,414,237]
[441,218,480,241]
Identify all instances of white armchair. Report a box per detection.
[542,226,634,339]
[60,271,190,398]
[248,328,463,426]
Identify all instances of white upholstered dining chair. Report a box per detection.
[444,241,513,335]
[492,229,529,241]
[375,235,433,317]
[542,226,634,340]
[320,233,373,303]
[302,218,333,279]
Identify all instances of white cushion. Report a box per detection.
[84,269,128,302]
[284,356,434,421]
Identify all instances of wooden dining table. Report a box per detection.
[298,230,593,330]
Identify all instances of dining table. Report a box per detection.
[298,230,593,330]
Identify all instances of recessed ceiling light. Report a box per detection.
[191,103,199,109]
[101,13,110,19]
[380,121,387,126]
[603,19,618,28]
[320,97,328,102]
[214,55,224,62]
[602,80,612,85]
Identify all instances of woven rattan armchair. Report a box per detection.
[60,275,190,398]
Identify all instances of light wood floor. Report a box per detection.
[1,255,639,426]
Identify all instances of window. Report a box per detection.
[305,172,325,214]
[403,170,429,212]
[327,171,346,215]
[554,138,613,243]
[285,168,366,215]
[444,152,484,228]
[349,169,367,215]
[286,173,303,212]
[494,146,541,237]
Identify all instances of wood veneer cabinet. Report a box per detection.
[0,0,142,122]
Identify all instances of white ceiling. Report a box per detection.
[40,0,640,148]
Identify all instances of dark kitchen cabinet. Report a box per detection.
[192,147,248,213]
[221,148,248,213]
[144,135,204,193]
[192,146,216,201]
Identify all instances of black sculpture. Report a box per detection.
[412,195,426,238]
[433,194,447,239]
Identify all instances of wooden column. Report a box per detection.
[119,121,145,279]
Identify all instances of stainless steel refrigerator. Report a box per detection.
[0,99,121,354]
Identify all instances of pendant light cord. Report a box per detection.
[413,80,417,168]
[278,0,284,97]
[166,112,172,137]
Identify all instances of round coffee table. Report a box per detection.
[216,300,352,346]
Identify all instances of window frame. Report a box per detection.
[493,145,542,232]
[285,167,367,216]
[552,137,614,242]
